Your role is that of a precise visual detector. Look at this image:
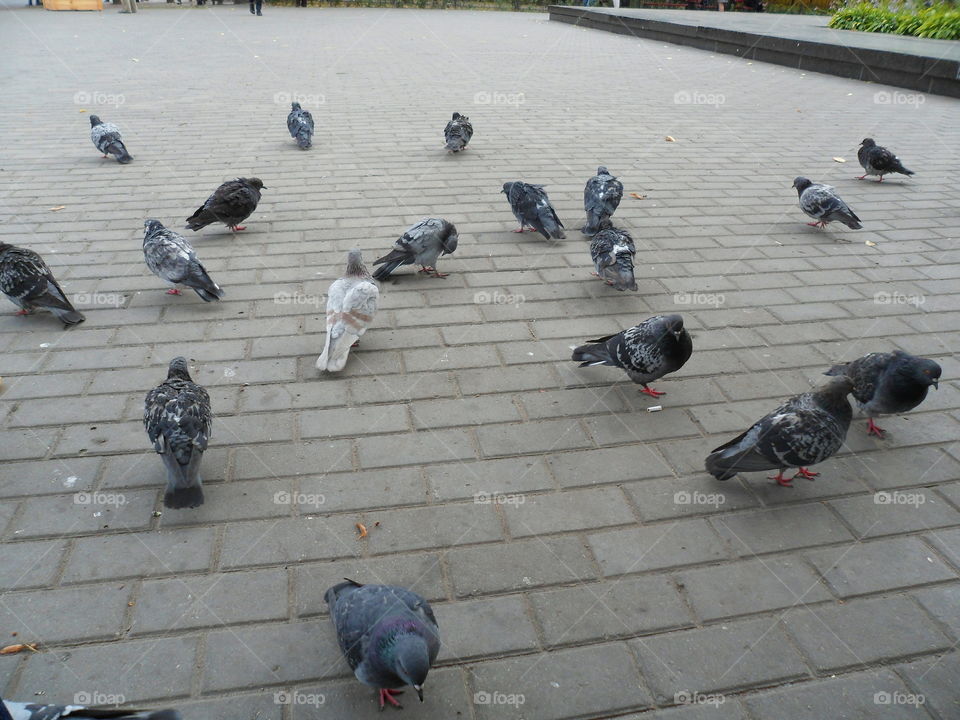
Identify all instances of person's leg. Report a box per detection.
[256,0,262,13]
[250,0,255,12]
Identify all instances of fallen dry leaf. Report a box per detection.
[49,206,65,212]
[665,136,676,142]
[0,643,38,655]
[629,192,646,200]
[833,157,846,163]
[355,522,368,539]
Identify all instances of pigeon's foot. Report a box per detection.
[512,227,526,233]
[639,386,665,398]
[13,309,30,316]
[877,176,884,182]
[866,418,886,437]
[378,688,404,710]
[230,225,247,232]
[855,174,868,180]
[806,221,827,229]
[351,340,360,348]
[793,467,819,480]
[102,154,109,158]
[769,471,793,487]
[166,288,182,295]
[423,267,448,278]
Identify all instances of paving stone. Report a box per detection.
[434,594,539,662]
[805,537,958,597]
[219,516,362,569]
[12,489,156,538]
[0,583,130,643]
[469,643,652,720]
[711,504,855,556]
[897,653,960,720]
[365,502,502,555]
[426,456,555,502]
[589,519,728,576]
[0,457,101,498]
[828,492,960,539]
[503,486,636,538]
[625,475,759,521]
[356,428,477,468]
[913,583,960,638]
[298,466,426,513]
[632,618,808,702]
[0,539,67,591]
[547,445,674,488]
[785,595,950,671]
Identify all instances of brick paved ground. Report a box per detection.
[1,5,959,719]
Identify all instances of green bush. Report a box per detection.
[829,1,960,40]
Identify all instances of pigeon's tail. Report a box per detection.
[38,281,85,325]
[161,451,204,509]
[840,209,862,230]
[185,264,224,302]
[824,362,850,377]
[51,306,86,325]
[371,248,410,281]
[891,159,914,176]
[323,577,364,608]
[295,127,313,150]
[316,329,356,373]
[185,208,213,232]
[582,211,602,236]
[705,432,774,481]
[609,258,637,292]
[539,212,566,240]
[571,336,617,367]
[105,140,133,164]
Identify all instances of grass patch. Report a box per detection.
[829,1,960,39]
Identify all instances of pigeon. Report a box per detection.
[1,700,180,720]
[501,181,565,239]
[705,376,853,487]
[142,220,223,301]
[89,115,132,164]
[287,102,314,150]
[316,249,379,372]
[571,314,692,397]
[144,357,211,509]
[0,243,85,325]
[825,350,941,437]
[372,218,459,280]
[325,579,440,710]
[857,138,914,182]
[792,177,862,230]
[582,166,623,235]
[443,112,473,153]
[590,220,637,291]
[185,178,265,232]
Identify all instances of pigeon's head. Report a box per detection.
[89,115,102,127]
[792,177,812,193]
[345,248,369,277]
[860,138,876,148]
[597,166,609,175]
[167,356,193,381]
[391,632,432,702]
[144,219,165,237]
[500,182,514,195]
[597,217,614,232]
[291,102,302,111]
[441,221,459,255]
[897,355,942,390]
[661,314,686,340]
[452,111,462,120]
[243,177,266,191]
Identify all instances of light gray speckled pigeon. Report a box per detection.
[143,220,223,301]
[325,578,441,710]
[705,376,853,487]
[185,178,265,232]
[144,356,211,509]
[2,700,180,720]
[572,314,692,397]
[287,102,314,150]
[316,249,379,372]
[89,115,132,164]
[590,220,636,291]
[582,166,623,235]
[857,138,913,182]
[792,177,862,230]
[825,350,940,437]
[372,218,459,280]
[0,243,84,324]
[443,112,473,153]
[501,181,565,239]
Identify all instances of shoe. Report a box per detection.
[256,8,261,13]
[249,5,254,11]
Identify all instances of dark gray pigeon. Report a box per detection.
[143,220,223,301]
[705,376,853,487]
[185,177,265,232]
[1,700,179,720]
[443,112,473,153]
[501,181,565,239]
[89,115,132,164]
[857,138,914,182]
[825,350,940,437]
[144,357,211,509]
[582,166,623,235]
[572,314,692,397]
[287,102,314,150]
[0,243,84,325]
[792,177,862,230]
[325,579,441,710]
[372,218,459,280]
[590,220,637,291]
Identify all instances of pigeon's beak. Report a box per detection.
[932,378,939,389]
[673,330,682,339]
[414,684,424,702]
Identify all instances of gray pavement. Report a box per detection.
[1,5,959,719]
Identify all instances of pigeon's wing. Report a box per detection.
[318,278,379,371]
[90,123,122,152]
[803,184,859,225]
[826,352,891,405]
[402,218,445,267]
[144,378,213,464]
[144,231,193,284]
[866,146,896,173]
[590,230,615,275]
[586,175,623,217]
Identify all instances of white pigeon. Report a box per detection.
[316,249,380,372]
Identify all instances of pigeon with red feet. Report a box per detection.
[185,177,265,232]
[582,166,623,236]
[0,243,85,325]
[325,579,440,711]
[590,220,637,291]
[572,314,692,397]
[705,376,853,487]
[443,112,473,153]
[372,218,458,280]
[89,115,132,164]
[501,181,565,239]
[857,138,913,182]
[792,177,862,231]
[143,220,223,301]
[825,350,940,437]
